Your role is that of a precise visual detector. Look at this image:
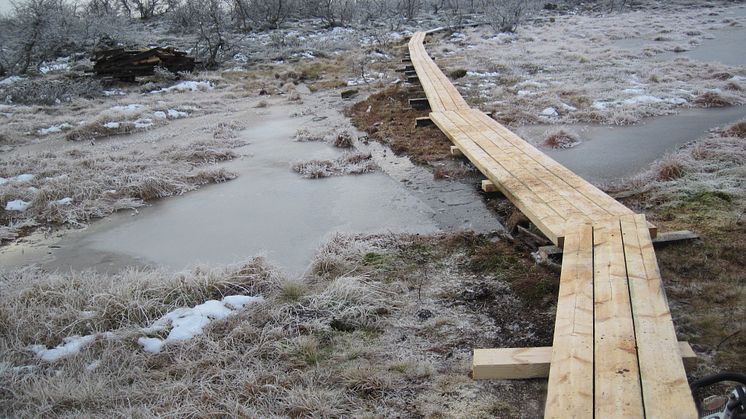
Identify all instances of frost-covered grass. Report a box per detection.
[0,138,242,235]
[292,152,377,178]
[434,3,746,126]
[0,232,554,417]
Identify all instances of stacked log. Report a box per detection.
[93,47,196,81]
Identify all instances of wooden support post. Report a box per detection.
[538,230,700,259]
[405,70,417,77]
[407,76,420,84]
[481,179,498,193]
[404,64,415,71]
[450,146,462,156]
[402,58,412,63]
[408,98,429,110]
[415,117,434,127]
[472,342,697,380]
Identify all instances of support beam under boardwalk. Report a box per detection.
[472,342,697,380]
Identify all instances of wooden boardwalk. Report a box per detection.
[407,32,697,418]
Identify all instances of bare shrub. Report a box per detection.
[693,92,732,108]
[542,129,580,149]
[484,0,540,33]
[1,77,103,106]
[294,128,324,142]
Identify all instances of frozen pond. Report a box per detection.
[1,106,502,276]
[518,106,746,183]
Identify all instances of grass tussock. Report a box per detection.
[542,129,580,149]
[292,152,376,179]
[693,92,732,108]
[653,154,687,181]
[723,120,746,138]
[0,139,240,235]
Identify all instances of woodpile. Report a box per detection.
[92,47,196,81]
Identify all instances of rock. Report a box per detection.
[540,107,558,117]
[341,89,359,99]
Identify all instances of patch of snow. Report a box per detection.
[467,71,500,78]
[103,89,126,96]
[592,100,613,110]
[39,57,71,74]
[623,88,645,94]
[516,90,535,97]
[233,53,248,63]
[133,119,153,129]
[12,174,35,183]
[0,178,6,185]
[38,123,73,136]
[152,111,167,119]
[731,75,746,81]
[151,81,213,94]
[516,80,548,88]
[622,95,662,105]
[0,76,24,86]
[53,197,73,206]
[560,102,577,111]
[138,295,263,354]
[167,109,188,119]
[665,97,688,105]
[541,107,559,117]
[85,360,101,371]
[103,122,121,129]
[109,104,144,113]
[29,334,95,362]
[5,200,31,211]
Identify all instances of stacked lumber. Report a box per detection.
[92,47,195,81]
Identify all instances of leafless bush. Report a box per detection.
[1,76,103,106]
[484,0,539,33]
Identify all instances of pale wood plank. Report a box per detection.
[474,342,697,380]
[545,223,594,418]
[593,219,645,417]
[621,214,698,418]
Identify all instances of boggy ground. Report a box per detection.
[1,231,556,417]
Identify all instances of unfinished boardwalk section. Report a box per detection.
[407,32,697,418]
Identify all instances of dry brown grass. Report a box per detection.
[653,154,687,181]
[723,120,746,138]
[692,92,732,108]
[542,129,580,149]
[346,85,453,165]
[292,152,376,178]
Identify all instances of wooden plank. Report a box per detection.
[545,223,594,418]
[473,342,697,380]
[481,179,498,193]
[620,214,698,418]
[449,145,462,156]
[593,218,645,417]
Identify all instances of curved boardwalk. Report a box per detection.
[407,31,697,418]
